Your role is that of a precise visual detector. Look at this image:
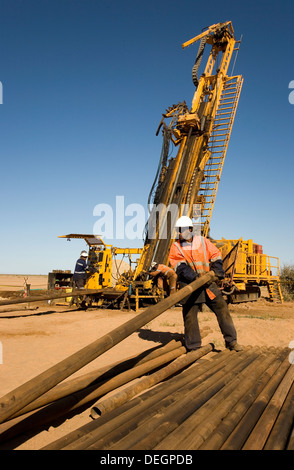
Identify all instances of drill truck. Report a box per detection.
[56,22,283,308]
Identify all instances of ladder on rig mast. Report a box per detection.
[200,75,243,237]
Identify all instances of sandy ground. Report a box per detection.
[0,274,48,292]
[0,274,294,450]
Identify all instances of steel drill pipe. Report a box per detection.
[0,271,217,424]
[198,348,290,450]
[48,347,227,451]
[10,340,183,419]
[90,343,214,418]
[43,366,198,450]
[123,349,261,451]
[55,348,230,450]
[242,362,294,450]
[42,374,179,450]
[71,350,238,451]
[0,289,109,306]
[220,354,292,450]
[164,351,280,450]
[264,380,294,450]
[0,344,187,444]
[96,349,256,450]
[0,343,183,443]
[156,348,270,450]
[185,349,288,450]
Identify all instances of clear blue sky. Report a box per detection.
[0,0,293,274]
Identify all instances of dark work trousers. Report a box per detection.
[182,291,237,350]
[73,277,86,289]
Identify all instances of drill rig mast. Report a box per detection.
[138,21,243,275]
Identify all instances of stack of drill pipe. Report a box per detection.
[0,271,217,426]
[0,341,187,444]
[90,343,215,418]
[50,346,294,451]
[263,379,294,450]
[220,352,294,450]
[70,350,260,451]
[42,346,230,450]
[242,357,294,450]
[0,326,212,443]
[104,347,262,450]
[0,339,182,440]
[155,347,289,450]
[197,348,291,450]
[96,347,293,451]
[6,339,182,420]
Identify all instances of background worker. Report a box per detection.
[73,250,89,289]
[148,262,177,296]
[169,216,242,352]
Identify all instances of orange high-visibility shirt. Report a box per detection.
[169,236,221,273]
[169,236,222,300]
[151,264,173,276]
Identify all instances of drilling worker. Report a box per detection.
[169,216,242,352]
[148,262,177,296]
[73,250,89,289]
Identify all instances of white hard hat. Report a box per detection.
[80,250,88,257]
[175,216,193,228]
[150,261,157,268]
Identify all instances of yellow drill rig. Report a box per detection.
[136,21,283,303]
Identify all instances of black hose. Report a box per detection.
[192,37,206,88]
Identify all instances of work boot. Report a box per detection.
[226,341,243,352]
